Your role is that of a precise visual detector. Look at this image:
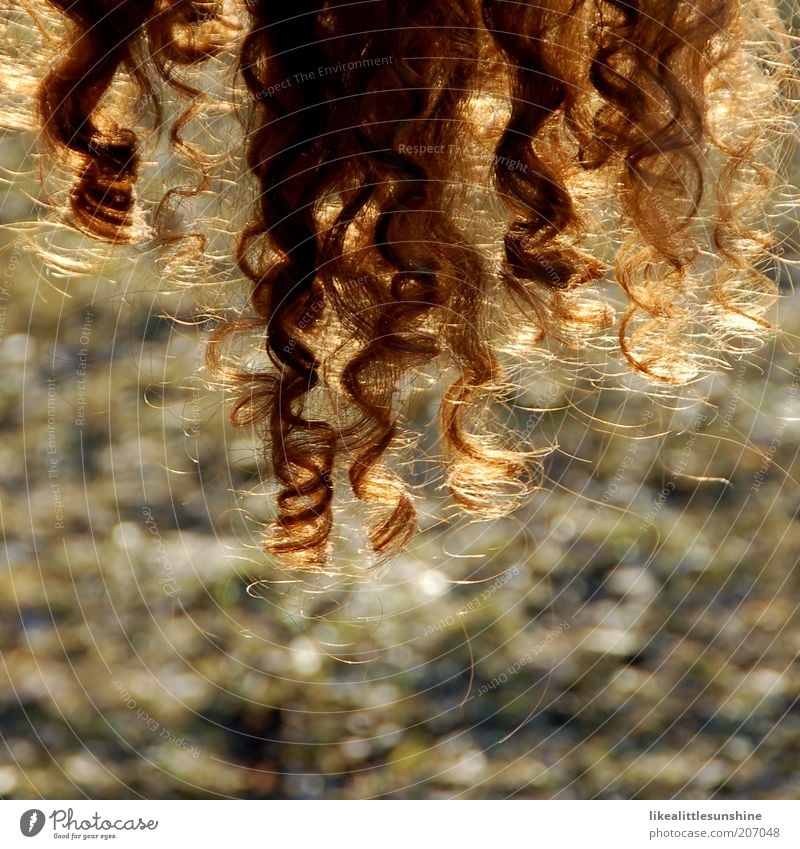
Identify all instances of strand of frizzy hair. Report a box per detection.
[37,0,158,242]
[321,1,442,557]
[587,0,729,255]
[586,0,739,378]
[332,0,492,556]
[144,1,237,260]
[231,1,337,570]
[433,5,540,519]
[481,0,606,332]
[709,4,788,337]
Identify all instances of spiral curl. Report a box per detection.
[37,0,158,241]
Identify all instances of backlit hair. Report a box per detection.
[2,0,796,571]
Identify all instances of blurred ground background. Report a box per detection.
[2,76,800,798]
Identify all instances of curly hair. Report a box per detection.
[2,0,795,571]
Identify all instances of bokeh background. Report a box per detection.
[2,17,800,799]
